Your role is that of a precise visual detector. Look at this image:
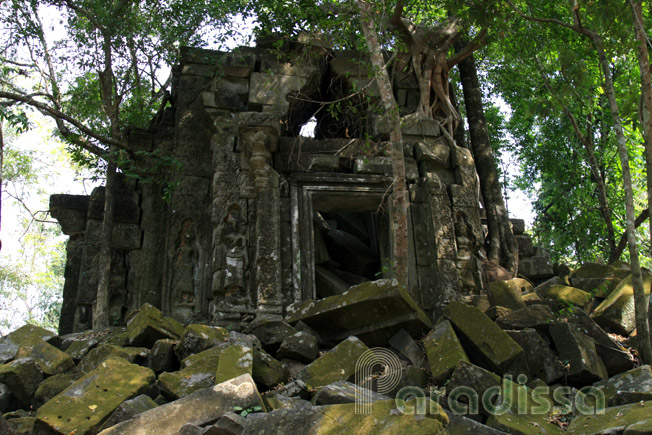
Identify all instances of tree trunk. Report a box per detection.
[591,30,652,363]
[0,120,3,251]
[455,40,519,276]
[358,0,409,286]
[631,0,652,328]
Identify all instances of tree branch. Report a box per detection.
[615,208,649,259]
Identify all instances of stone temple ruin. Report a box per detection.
[49,40,552,335]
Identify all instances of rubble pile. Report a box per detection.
[1,264,651,434]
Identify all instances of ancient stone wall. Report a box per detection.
[51,41,495,333]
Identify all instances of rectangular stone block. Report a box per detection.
[249,72,306,106]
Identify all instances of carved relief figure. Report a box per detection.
[218,203,250,304]
[171,219,200,316]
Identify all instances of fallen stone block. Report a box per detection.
[64,337,98,361]
[215,345,253,384]
[444,301,524,374]
[245,318,297,352]
[36,357,155,435]
[591,365,652,406]
[495,304,556,331]
[14,335,74,376]
[569,262,629,296]
[97,374,264,435]
[447,360,501,415]
[252,348,289,388]
[79,344,148,373]
[447,414,507,435]
[174,324,229,361]
[591,273,652,335]
[487,279,530,310]
[506,329,564,384]
[485,306,512,321]
[277,332,319,363]
[243,399,447,434]
[34,373,82,407]
[537,285,593,310]
[312,380,390,405]
[147,339,178,374]
[389,328,427,369]
[566,401,652,434]
[126,303,184,348]
[0,382,16,413]
[158,345,226,399]
[97,394,158,433]
[286,279,432,347]
[297,336,369,389]
[203,412,246,435]
[0,358,43,408]
[549,323,607,384]
[487,411,564,435]
[423,320,470,384]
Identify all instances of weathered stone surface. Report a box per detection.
[297,336,369,389]
[79,344,148,373]
[64,337,98,361]
[495,305,556,331]
[506,329,564,384]
[0,382,16,413]
[34,373,82,407]
[174,324,229,361]
[591,273,652,335]
[569,262,630,296]
[0,413,16,435]
[447,360,501,415]
[388,365,428,397]
[147,339,178,373]
[566,401,652,434]
[389,329,427,369]
[5,324,57,346]
[14,335,74,376]
[97,374,264,435]
[424,320,469,384]
[566,308,633,376]
[36,357,155,435]
[286,279,432,347]
[485,306,512,321]
[245,318,297,351]
[215,345,253,384]
[158,345,226,399]
[312,380,390,405]
[549,323,607,384]
[592,365,652,406]
[243,399,447,434]
[277,332,319,363]
[447,414,507,435]
[537,285,593,309]
[249,72,306,106]
[0,358,43,407]
[252,348,289,388]
[203,411,246,435]
[127,304,184,348]
[444,302,524,374]
[265,393,313,411]
[7,416,35,434]
[0,339,18,364]
[97,394,158,432]
[487,412,564,435]
[487,279,530,310]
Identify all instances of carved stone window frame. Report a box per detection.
[290,173,394,303]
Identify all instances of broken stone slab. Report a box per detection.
[6,416,35,434]
[312,380,390,405]
[5,324,58,346]
[264,394,313,411]
[506,329,564,385]
[203,411,246,435]
[245,318,297,352]
[36,357,155,435]
[265,379,311,401]
[537,285,593,310]
[158,345,226,399]
[566,400,652,434]
[566,308,634,376]
[13,335,74,376]
[591,273,652,335]
[389,328,427,369]
[276,332,319,363]
[249,72,306,106]
[424,320,470,384]
[214,345,253,384]
[97,394,158,433]
[314,265,350,297]
[591,365,652,406]
[487,411,564,435]
[64,337,99,361]
[97,374,264,435]
[243,399,448,434]
[174,324,229,361]
[147,339,178,374]
[286,279,432,347]
[447,414,508,435]
[79,344,148,373]
[387,365,429,397]
[33,373,83,407]
[0,358,43,408]
[0,382,16,413]
[569,262,630,296]
[485,306,512,321]
[296,336,369,389]
[0,414,15,435]
[487,279,531,310]
[126,304,184,348]
[0,339,18,364]
[252,348,289,388]
[495,305,556,331]
[446,360,501,415]
[444,301,524,375]
[549,323,608,384]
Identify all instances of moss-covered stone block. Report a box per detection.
[79,344,148,373]
[423,320,469,384]
[158,345,225,399]
[64,337,98,361]
[570,262,630,297]
[591,273,652,335]
[549,323,607,384]
[0,358,43,407]
[285,279,432,347]
[14,335,74,376]
[215,345,253,384]
[36,357,155,435]
[5,324,57,346]
[591,365,652,406]
[34,373,82,407]
[297,336,369,389]
[7,416,35,434]
[487,279,530,310]
[126,303,184,348]
[537,285,593,309]
[566,401,652,434]
[487,412,564,435]
[495,305,556,331]
[253,348,289,388]
[444,302,524,374]
[174,324,229,361]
